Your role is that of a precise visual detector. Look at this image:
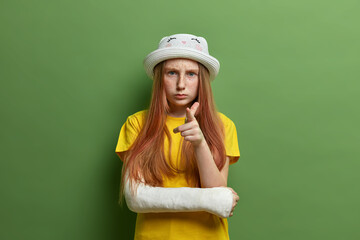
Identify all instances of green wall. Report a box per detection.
[1,0,359,239]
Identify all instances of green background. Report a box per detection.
[1,0,359,239]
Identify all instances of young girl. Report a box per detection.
[115,33,240,240]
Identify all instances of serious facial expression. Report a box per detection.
[163,58,199,113]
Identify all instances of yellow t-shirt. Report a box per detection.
[115,110,240,240]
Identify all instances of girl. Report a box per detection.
[115,33,240,240]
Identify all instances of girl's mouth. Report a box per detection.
[175,94,187,99]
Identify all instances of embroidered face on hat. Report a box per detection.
[158,34,209,55]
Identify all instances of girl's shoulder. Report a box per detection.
[217,112,236,127]
[123,110,148,129]
[127,110,148,120]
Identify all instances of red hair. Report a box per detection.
[120,60,226,196]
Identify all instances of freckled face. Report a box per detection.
[163,58,199,112]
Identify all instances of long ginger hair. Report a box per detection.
[120,59,226,196]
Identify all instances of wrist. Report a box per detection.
[192,138,207,149]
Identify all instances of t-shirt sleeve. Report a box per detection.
[220,113,240,165]
[115,113,143,161]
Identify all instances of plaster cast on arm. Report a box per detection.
[124,177,234,218]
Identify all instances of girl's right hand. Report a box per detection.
[227,187,239,217]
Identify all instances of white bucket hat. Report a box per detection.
[143,33,220,81]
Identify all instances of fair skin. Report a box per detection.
[163,58,239,216]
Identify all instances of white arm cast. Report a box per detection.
[124,178,234,218]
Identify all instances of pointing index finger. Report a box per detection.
[186,102,199,122]
[190,102,199,114]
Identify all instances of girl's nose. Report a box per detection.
[177,74,186,89]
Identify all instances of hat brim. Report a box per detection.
[143,47,220,81]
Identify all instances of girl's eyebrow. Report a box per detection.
[163,67,177,71]
[187,69,199,73]
[164,67,199,72]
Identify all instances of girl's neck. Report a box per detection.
[167,109,186,118]
[167,104,190,118]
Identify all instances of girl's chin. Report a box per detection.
[168,101,193,109]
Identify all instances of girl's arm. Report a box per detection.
[124,175,234,218]
[173,102,229,188]
[193,141,229,187]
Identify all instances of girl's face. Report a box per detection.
[163,58,199,115]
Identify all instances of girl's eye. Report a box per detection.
[188,72,197,77]
[168,71,176,75]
